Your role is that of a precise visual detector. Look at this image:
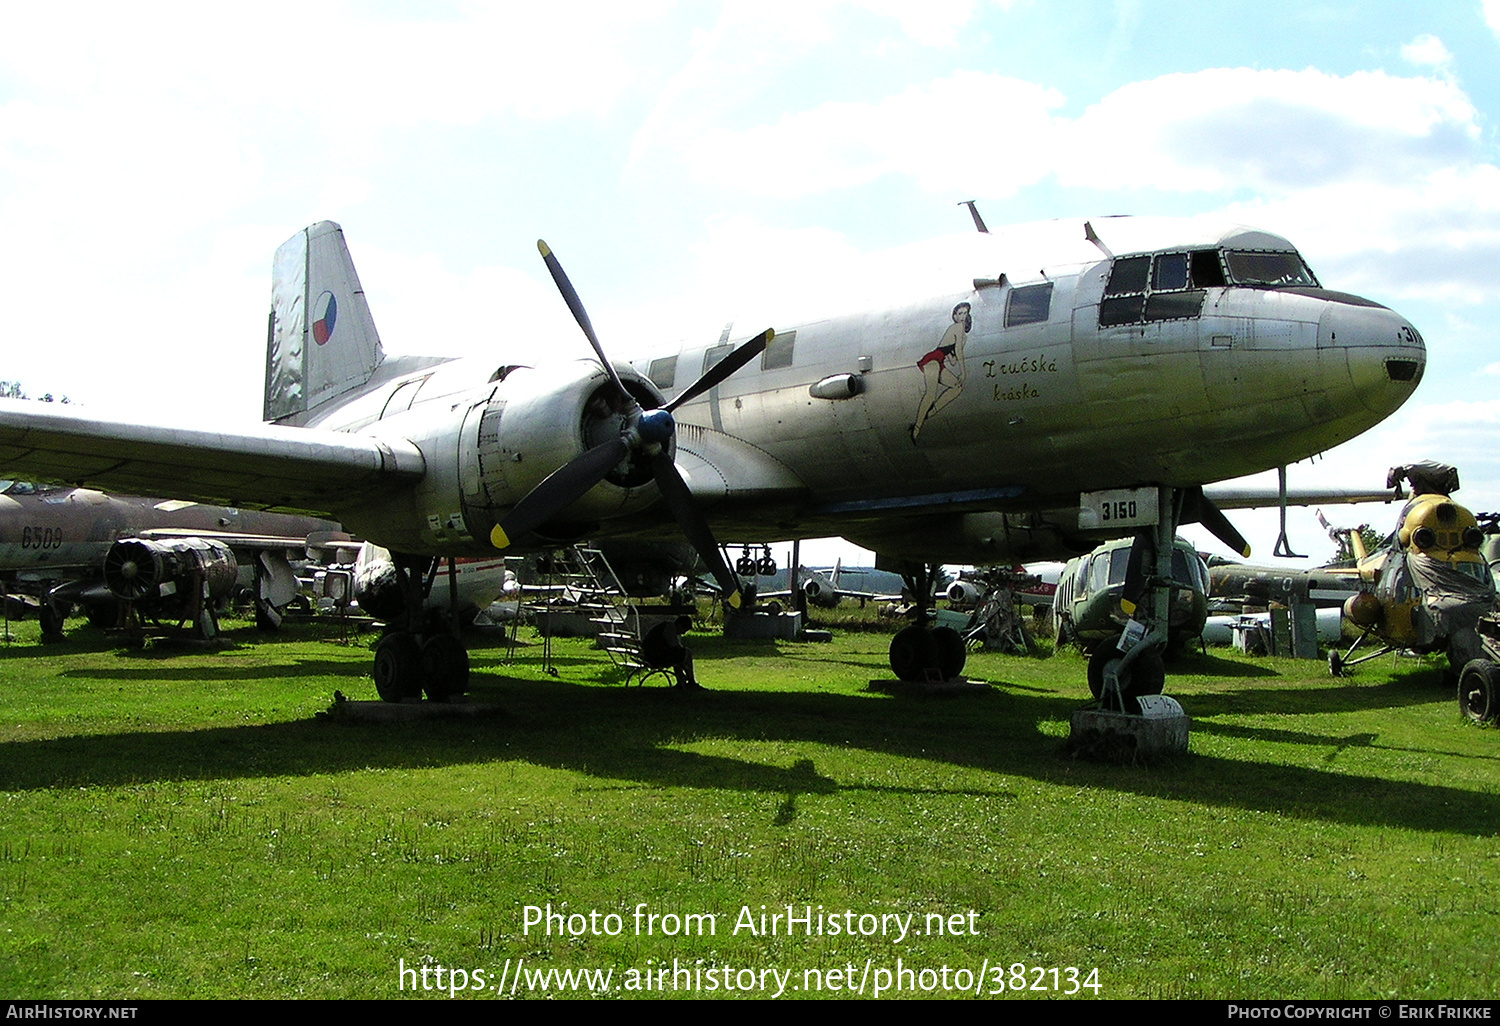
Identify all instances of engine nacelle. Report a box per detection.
[353,556,406,623]
[103,538,239,612]
[802,577,840,608]
[946,580,984,608]
[356,361,672,555]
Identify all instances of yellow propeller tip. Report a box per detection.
[490,525,511,550]
[537,240,551,257]
[728,591,742,610]
[1120,598,1136,616]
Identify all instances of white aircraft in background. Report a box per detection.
[0,216,1422,701]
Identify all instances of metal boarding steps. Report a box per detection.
[535,546,648,679]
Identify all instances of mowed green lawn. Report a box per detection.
[0,615,1494,1000]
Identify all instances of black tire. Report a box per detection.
[1087,637,1166,713]
[39,602,67,639]
[421,634,470,702]
[86,599,121,630]
[1328,650,1344,677]
[1458,659,1500,725]
[373,633,422,703]
[255,599,282,632]
[890,625,939,681]
[931,626,967,680]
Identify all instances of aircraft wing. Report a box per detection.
[0,400,425,517]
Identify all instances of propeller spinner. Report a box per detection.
[489,240,772,610]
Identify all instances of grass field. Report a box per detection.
[0,614,1495,1000]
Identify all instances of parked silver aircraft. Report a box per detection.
[0,216,1423,699]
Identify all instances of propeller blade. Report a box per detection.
[1119,529,1153,617]
[490,436,629,550]
[537,240,633,405]
[650,450,742,609]
[664,329,774,413]
[1182,488,1251,558]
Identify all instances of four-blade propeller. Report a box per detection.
[489,240,772,609]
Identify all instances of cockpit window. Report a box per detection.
[1224,250,1320,287]
[1100,250,1209,327]
[1152,253,1189,291]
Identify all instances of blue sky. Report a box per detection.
[3,1,1498,566]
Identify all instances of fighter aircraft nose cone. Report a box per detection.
[638,409,675,446]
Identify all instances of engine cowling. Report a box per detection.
[357,361,672,555]
[802,577,840,608]
[946,580,984,608]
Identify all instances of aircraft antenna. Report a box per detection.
[958,200,989,234]
[1084,221,1114,259]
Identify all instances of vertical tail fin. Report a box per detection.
[265,221,385,423]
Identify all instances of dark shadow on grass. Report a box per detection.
[0,664,1495,837]
[58,660,366,682]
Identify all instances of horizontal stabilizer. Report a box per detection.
[1204,484,1397,509]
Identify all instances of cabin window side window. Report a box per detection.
[703,345,734,375]
[1005,283,1053,327]
[649,356,677,389]
[761,329,796,370]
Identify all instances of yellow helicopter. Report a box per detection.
[1329,462,1497,681]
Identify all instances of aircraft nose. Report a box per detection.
[1317,298,1425,415]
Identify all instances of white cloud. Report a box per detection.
[1402,34,1454,70]
[1062,68,1479,194]
[679,65,1482,201]
[685,71,1067,197]
[1484,0,1500,38]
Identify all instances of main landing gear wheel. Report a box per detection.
[374,633,423,703]
[39,602,67,640]
[420,634,470,702]
[1087,638,1165,714]
[889,625,968,682]
[931,626,967,681]
[1458,659,1500,725]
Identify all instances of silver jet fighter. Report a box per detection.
[0,216,1424,697]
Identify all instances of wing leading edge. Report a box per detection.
[0,400,424,518]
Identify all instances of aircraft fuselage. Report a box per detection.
[307,217,1424,563]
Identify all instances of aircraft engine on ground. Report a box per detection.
[102,538,239,612]
[352,557,405,623]
[946,580,984,608]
